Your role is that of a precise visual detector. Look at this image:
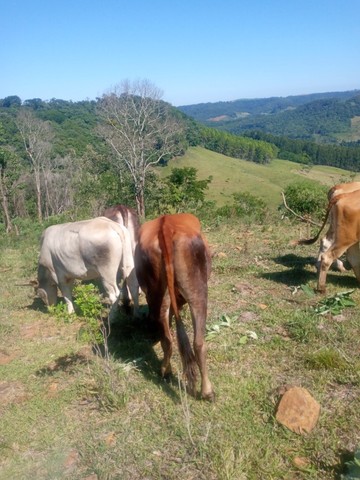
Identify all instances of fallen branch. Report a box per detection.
[281,192,322,227]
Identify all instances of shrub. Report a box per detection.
[282,181,327,221]
[216,191,268,223]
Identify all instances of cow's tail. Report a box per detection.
[291,195,338,246]
[119,205,129,229]
[158,217,198,395]
[115,224,139,311]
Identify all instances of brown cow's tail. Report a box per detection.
[291,195,337,246]
[158,217,198,395]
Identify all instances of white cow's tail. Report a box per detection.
[117,224,139,315]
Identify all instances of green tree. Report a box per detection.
[164,167,212,213]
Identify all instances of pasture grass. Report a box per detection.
[1,214,360,479]
[158,146,360,209]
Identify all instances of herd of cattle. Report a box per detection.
[35,208,214,401]
[33,181,360,401]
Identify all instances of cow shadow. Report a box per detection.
[28,296,50,313]
[260,253,358,290]
[260,253,317,286]
[106,308,181,403]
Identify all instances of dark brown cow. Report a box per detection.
[135,213,214,401]
[294,189,360,292]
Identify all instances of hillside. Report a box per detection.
[158,146,360,209]
[178,91,360,143]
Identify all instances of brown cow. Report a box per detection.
[135,213,214,401]
[294,189,360,292]
[317,182,360,272]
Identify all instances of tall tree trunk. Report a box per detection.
[135,177,146,219]
[35,170,42,222]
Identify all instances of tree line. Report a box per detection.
[2,83,360,234]
[244,131,360,171]
[0,82,279,232]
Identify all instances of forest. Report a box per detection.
[178,90,360,143]
[2,87,360,232]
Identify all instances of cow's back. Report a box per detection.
[39,217,130,280]
[138,213,203,251]
[328,181,360,201]
[136,213,211,301]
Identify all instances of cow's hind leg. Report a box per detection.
[189,303,215,401]
[318,245,349,293]
[158,297,173,378]
[101,278,121,323]
[174,314,198,396]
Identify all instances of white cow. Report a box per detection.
[37,216,139,316]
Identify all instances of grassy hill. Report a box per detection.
[158,146,360,210]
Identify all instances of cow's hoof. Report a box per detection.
[202,391,215,402]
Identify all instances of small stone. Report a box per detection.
[293,456,310,469]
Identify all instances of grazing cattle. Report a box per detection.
[317,182,360,272]
[37,217,139,315]
[135,213,214,401]
[294,189,360,292]
[102,204,139,255]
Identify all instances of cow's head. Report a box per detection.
[36,265,58,307]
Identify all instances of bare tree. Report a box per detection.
[16,109,54,221]
[42,154,78,217]
[97,79,184,218]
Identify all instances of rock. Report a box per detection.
[293,456,310,469]
[275,386,320,434]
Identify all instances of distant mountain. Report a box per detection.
[178,90,360,121]
[178,90,360,143]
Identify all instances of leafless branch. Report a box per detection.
[281,191,321,227]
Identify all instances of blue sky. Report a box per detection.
[1,0,359,106]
